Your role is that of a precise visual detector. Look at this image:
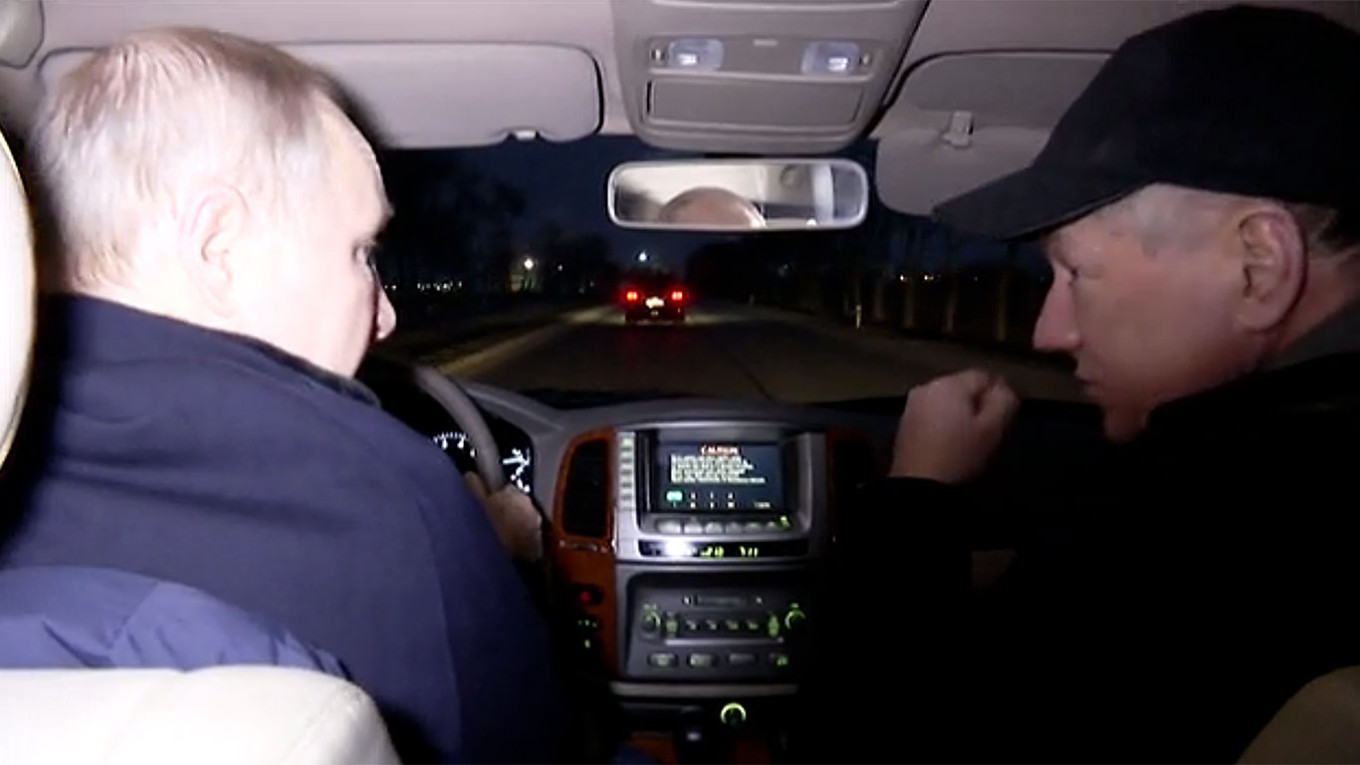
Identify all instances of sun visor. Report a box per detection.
[875,123,1047,218]
[874,51,1104,218]
[0,0,42,68]
[39,42,602,148]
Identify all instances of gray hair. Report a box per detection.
[31,27,340,287]
[1102,184,1359,259]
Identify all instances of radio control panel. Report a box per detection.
[623,583,813,681]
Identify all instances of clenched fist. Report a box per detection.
[890,369,1020,484]
[463,472,545,562]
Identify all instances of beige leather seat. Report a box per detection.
[1239,666,1360,765]
[0,127,399,763]
[0,666,400,764]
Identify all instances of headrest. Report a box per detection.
[0,126,34,464]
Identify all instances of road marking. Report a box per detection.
[437,306,612,377]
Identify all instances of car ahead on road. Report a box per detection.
[622,278,687,323]
[3,2,1358,764]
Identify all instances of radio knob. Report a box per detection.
[641,612,661,634]
[784,605,807,632]
[719,702,747,728]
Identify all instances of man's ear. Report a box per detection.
[178,184,250,316]
[1234,205,1306,332]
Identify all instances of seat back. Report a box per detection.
[0,95,32,461]
[0,666,400,764]
[1238,666,1360,764]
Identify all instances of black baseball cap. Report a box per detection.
[933,4,1360,240]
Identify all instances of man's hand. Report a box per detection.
[463,472,544,562]
[890,369,1020,483]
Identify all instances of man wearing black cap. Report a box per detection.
[828,5,1360,763]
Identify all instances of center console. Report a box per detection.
[551,417,861,762]
[599,424,831,760]
[614,426,829,691]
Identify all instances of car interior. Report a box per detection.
[2,0,1360,762]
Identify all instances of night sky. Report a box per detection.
[389,133,1049,279]
[457,134,724,273]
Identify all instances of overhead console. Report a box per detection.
[609,0,929,155]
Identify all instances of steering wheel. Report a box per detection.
[410,363,506,494]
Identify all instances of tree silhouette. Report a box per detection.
[376,150,526,295]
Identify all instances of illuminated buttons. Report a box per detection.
[719,702,748,727]
[688,653,717,669]
[574,585,603,606]
[657,520,683,534]
[769,652,792,669]
[649,653,678,668]
[666,39,723,71]
[728,653,756,667]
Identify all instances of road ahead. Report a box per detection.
[434,302,1083,404]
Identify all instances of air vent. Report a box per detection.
[831,437,878,503]
[561,438,611,539]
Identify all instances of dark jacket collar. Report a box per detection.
[1149,352,1360,429]
[1263,299,1360,371]
[38,294,380,408]
[1146,299,1360,429]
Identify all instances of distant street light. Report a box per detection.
[523,258,535,270]
[637,252,649,263]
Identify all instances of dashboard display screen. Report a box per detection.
[654,443,783,512]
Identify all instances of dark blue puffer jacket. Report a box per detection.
[0,296,564,763]
[0,565,347,674]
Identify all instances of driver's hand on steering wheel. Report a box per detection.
[462,472,545,563]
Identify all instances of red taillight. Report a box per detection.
[670,290,686,302]
[624,290,641,302]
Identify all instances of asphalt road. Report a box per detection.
[434,301,1084,405]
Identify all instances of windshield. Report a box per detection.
[373,136,1080,407]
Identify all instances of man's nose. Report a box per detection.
[375,288,397,341]
[1032,284,1079,352]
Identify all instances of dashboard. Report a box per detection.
[378,376,898,692]
[355,360,1107,761]
[430,428,534,494]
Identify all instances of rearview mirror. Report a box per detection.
[607,158,869,232]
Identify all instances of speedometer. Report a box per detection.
[431,430,533,494]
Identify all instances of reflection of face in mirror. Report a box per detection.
[656,187,765,227]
